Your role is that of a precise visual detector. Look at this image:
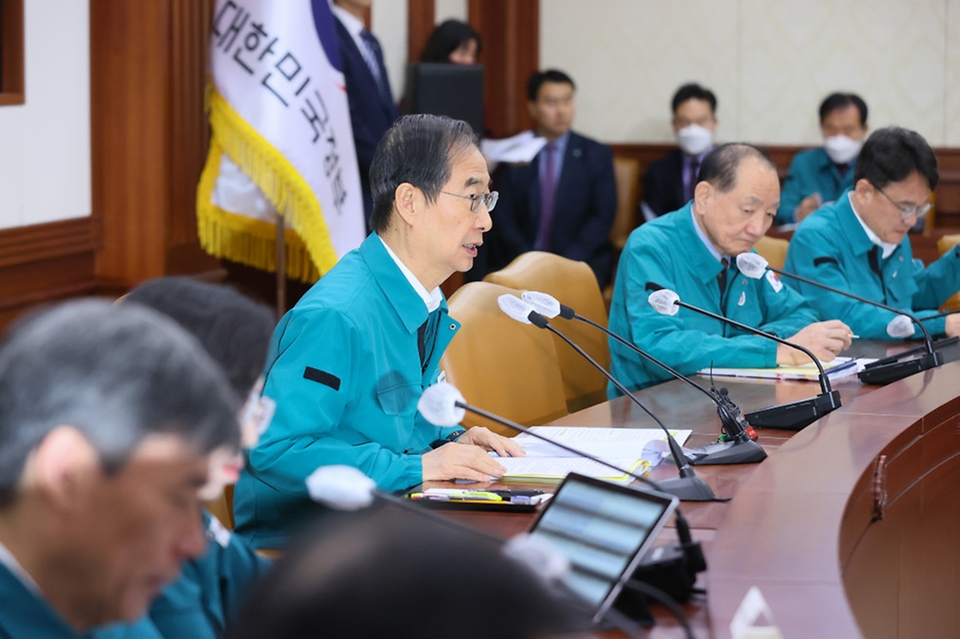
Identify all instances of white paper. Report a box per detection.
[494,427,691,481]
[480,130,547,165]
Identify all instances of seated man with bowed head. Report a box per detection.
[776,93,869,225]
[784,126,960,340]
[609,143,852,394]
[123,277,277,639]
[234,114,523,549]
[0,300,240,638]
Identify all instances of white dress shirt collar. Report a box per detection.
[848,192,898,259]
[378,235,443,312]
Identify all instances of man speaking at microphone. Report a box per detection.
[783,126,960,340]
[234,115,522,549]
[608,143,852,393]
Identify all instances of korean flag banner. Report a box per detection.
[198,0,365,281]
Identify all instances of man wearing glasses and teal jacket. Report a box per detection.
[784,126,960,340]
[233,115,523,550]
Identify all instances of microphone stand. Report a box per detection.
[665,298,842,431]
[756,263,943,385]
[559,308,765,463]
[526,312,765,468]
[418,382,708,615]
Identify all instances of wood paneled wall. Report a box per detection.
[91,0,221,295]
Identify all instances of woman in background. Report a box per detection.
[419,19,481,65]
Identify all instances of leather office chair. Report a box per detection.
[754,235,790,271]
[938,234,960,310]
[441,281,568,436]
[485,252,610,413]
[207,484,236,530]
[611,157,641,251]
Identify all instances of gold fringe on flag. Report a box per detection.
[196,86,338,282]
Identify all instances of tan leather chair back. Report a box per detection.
[441,282,568,436]
[207,484,235,530]
[938,234,960,310]
[485,252,610,412]
[754,235,790,271]
[611,157,641,250]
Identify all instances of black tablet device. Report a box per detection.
[526,473,679,624]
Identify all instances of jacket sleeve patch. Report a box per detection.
[303,367,341,391]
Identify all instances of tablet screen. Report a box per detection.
[527,473,678,623]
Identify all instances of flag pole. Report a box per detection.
[275,213,286,320]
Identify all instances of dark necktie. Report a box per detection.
[535,143,558,251]
[717,257,729,306]
[418,311,439,374]
[686,160,700,202]
[359,30,391,105]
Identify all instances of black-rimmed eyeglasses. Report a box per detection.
[874,185,932,220]
[440,190,499,213]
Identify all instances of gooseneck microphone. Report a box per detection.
[736,252,943,385]
[417,381,708,593]
[647,287,842,431]
[519,290,764,462]
[497,294,741,494]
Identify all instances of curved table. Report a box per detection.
[438,341,960,637]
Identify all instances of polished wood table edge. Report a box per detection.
[704,358,960,639]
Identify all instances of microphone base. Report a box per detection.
[744,390,842,431]
[857,350,942,385]
[685,439,767,465]
[653,474,719,501]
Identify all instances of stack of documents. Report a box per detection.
[493,427,691,483]
[697,357,873,382]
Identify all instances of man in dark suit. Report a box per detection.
[641,83,718,221]
[331,0,400,224]
[483,69,616,286]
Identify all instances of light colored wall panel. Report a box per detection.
[540,0,739,143]
[946,0,960,145]
[541,0,955,147]
[372,0,408,103]
[0,0,90,230]
[435,0,468,23]
[740,0,945,144]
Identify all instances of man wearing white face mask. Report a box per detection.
[776,93,869,225]
[641,83,718,221]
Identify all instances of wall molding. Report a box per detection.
[0,217,101,326]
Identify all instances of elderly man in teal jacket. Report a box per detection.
[784,126,960,340]
[234,115,523,549]
[776,93,868,225]
[609,143,852,394]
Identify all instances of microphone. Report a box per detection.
[417,381,708,600]
[736,252,943,385]
[496,295,731,497]
[520,290,765,465]
[647,287,842,431]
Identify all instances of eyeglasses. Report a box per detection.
[874,185,932,220]
[440,190,499,213]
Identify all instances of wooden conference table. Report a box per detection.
[429,340,960,638]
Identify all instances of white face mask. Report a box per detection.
[677,124,714,156]
[823,135,862,165]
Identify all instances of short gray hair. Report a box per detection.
[0,300,241,506]
[698,143,777,194]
